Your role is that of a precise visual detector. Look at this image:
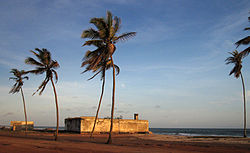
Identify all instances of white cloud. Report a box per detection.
[121,83,126,88]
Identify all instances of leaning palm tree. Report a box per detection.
[81,11,136,144]
[81,53,120,138]
[25,48,60,141]
[9,69,29,133]
[225,50,247,137]
[236,16,250,58]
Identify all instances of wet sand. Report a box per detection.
[0,130,249,153]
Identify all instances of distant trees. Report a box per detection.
[225,50,247,137]
[81,11,136,144]
[25,48,60,141]
[9,69,29,133]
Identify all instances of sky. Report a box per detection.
[0,0,250,128]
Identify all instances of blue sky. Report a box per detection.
[0,0,250,128]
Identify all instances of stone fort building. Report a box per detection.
[65,114,149,133]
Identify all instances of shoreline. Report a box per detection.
[0,130,250,153]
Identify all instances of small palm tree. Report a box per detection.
[236,16,249,58]
[225,50,247,137]
[81,11,136,144]
[25,48,60,141]
[81,53,120,138]
[9,69,29,133]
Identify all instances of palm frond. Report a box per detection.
[9,77,17,80]
[81,28,100,39]
[244,27,250,31]
[106,11,113,30]
[22,76,29,80]
[113,32,136,43]
[88,69,102,80]
[90,18,106,31]
[112,16,121,37]
[239,47,250,58]
[25,57,44,66]
[82,40,104,47]
[9,83,18,94]
[27,67,46,74]
[114,64,120,76]
[51,60,60,69]
[33,77,49,95]
[235,36,250,48]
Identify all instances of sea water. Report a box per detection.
[149,128,249,137]
[33,126,249,137]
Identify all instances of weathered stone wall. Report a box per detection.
[65,118,81,133]
[10,121,34,131]
[65,117,149,133]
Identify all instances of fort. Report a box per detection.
[65,114,149,134]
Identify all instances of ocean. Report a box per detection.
[33,126,249,137]
[149,128,249,137]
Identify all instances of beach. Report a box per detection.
[0,130,249,153]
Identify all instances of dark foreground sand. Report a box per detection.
[0,130,250,153]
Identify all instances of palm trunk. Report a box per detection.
[107,56,115,144]
[51,78,59,141]
[20,87,28,134]
[90,70,106,138]
[240,73,247,138]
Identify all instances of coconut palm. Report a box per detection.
[236,16,250,58]
[25,48,60,141]
[9,69,29,133]
[225,50,247,137]
[81,11,136,144]
[81,53,120,138]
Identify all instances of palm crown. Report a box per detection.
[81,11,136,66]
[9,69,28,94]
[81,51,120,80]
[25,48,59,95]
[225,50,244,78]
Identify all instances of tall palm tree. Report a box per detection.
[25,48,60,141]
[81,11,136,144]
[9,69,29,133]
[236,16,249,58]
[81,53,120,138]
[225,50,247,137]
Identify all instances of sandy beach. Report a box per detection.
[0,130,250,153]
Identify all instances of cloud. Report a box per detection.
[65,108,71,111]
[0,49,27,69]
[132,21,177,43]
[3,112,14,117]
[121,83,126,88]
[155,105,161,109]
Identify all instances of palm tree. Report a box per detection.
[81,11,136,144]
[225,50,247,137]
[25,48,60,141]
[236,16,249,58]
[9,69,29,133]
[81,53,120,138]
